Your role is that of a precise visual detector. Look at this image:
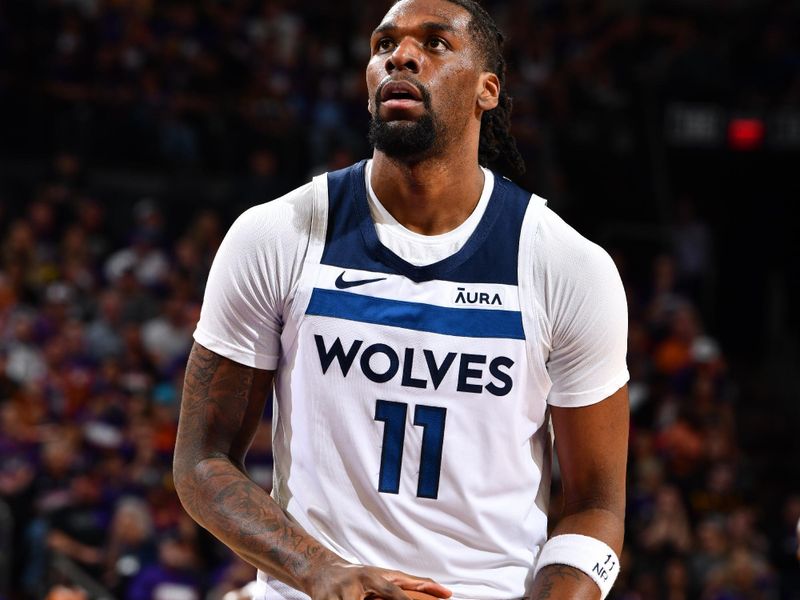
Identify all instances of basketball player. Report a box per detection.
[173,0,629,599]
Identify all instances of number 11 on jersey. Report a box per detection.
[374,400,447,499]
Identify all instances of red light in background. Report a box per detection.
[728,118,765,151]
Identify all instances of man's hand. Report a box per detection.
[305,561,452,600]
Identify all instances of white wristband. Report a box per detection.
[533,534,620,599]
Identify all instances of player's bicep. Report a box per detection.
[177,342,274,468]
[550,385,628,520]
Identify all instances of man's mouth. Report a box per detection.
[379,80,425,111]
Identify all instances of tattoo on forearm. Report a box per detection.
[175,344,331,582]
[531,565,585,599]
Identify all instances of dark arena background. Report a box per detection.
[1,1,799,599]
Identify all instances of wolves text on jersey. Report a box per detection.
[314,334,514,396]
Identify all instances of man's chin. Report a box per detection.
[368,114,438,160]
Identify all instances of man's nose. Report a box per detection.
[386,39,421,74]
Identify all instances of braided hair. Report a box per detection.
[440,0,526,178]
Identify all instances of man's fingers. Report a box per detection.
[398,581,452,599]
[316,566,452,600]
[363,576,413,600]
[378,571,452,598]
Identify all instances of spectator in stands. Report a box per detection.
[44,468,108,571]
[105,230,169,291]
[127,533,203,600]
[690,516,730,592]
[84,290,124,360]
[3,312,46,385]
[104,496,158,597]
[140,296,193,374]
[639,484,693,556]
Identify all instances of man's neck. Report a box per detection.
[370,150,486,236]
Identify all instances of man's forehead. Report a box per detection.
[375,0,472,34]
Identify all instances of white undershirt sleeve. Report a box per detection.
[535,208,629,407]
[194,185,313,370]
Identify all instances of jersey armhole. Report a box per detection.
[279,173,330,354]
[517,193,553,397]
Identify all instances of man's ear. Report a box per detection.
[477,72,500,112]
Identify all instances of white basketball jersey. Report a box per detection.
[261,161,554,600]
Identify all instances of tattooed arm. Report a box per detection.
[529,386,629,600]
[174,342,450,600]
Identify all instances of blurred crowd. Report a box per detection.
[2,0,800,186]
[1,1,800,600]
[0,161,274,599]
[612,251,800,600]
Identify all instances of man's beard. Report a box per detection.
[368,83,443,160]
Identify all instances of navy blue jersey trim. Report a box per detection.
[352,163,509,283]
[306,288,525,340]
[322,161,531,285]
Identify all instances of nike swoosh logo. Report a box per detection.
[335,271,387,289]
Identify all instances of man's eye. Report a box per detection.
[377,39,395,52]
[427,38,446,50]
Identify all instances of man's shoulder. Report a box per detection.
[244,180,315,221]
[238,158,363,221]
[241,160,367,227]
[527,200,620,294]
[228,180,316,244]
[534,201,610,263]
[486,178,610,267]
[226,160,364,252]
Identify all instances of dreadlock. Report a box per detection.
[438,0,527,178]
